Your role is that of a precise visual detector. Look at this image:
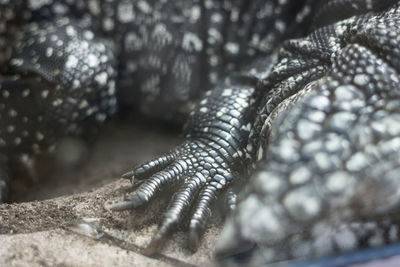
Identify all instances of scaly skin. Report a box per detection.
[0,0,314,256]
[2,0,400,264]
[215,1,400,265]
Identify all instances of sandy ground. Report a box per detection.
[0,119,221,266]
[2,119,400,266]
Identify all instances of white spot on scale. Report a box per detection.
[246,143,253,152]
[353,74,369,86]
[325,171,353,193]
[224,42,239,54]
[86,107,97,116]
[189,6,201,22]
[72,80,81,89]
[10,58,23,67]
[208,28,222,44]
[84,30,94,40]
[46,47,53,57]
[346,152,368,171]
[289,166,311,184]
[88,0,101,15]
[366,65,375,74]
[7,125,15,133]
[118,1,134,23]
[65,25,76,36]
[8,109,17,117]
[283,187,321,220]
[28,0,51,10]
[2,90,9,98]
[66,55,78,69]
[182,32,203,52]
[211,13,223,23]
[239,196,285,241]
[87,54,99,67]
[100,55,108,63]
[256,171,283,194]
[200,107,208,113]
[14,137,21,145]
[297,119,320,140]
[95,72,108,85]
[52,99,63,106]
[38,36,47,43]
[79,100,89,109]
[22,89,31,97]
[274,20,286,33]
[241,123,251,132]
[41,90,49,98]
[96,113,106,122]
[137,0,152,13]
[152,24,173,46]
[200,99,208,105]
[103,18,114,31]
[222,89,232,96]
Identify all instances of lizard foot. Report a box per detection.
[110,139,236,255]
[109,85,254,255]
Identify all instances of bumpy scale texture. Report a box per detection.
[0,0,313,253]
[2,0,400,265]
[216,1,400,265]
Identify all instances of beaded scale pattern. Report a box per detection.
[1,0,400,265]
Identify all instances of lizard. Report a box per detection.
[1,0,400,265]
[214,0,400,265]
[0,0,315,254]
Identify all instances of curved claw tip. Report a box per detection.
[121,171,134,179]
[144,235,167,256]
[188,231,200,252]
[108,201,136,211]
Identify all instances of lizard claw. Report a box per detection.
[112,139,235,254]
[111,85,255,254]
[121,153,177,182]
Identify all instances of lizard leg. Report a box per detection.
[216,3,400,263]
[111,83,257,254]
